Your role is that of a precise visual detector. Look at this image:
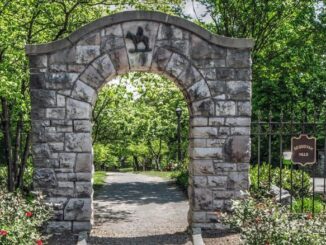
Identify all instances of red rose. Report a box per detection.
[36,240,43,245]
[0,229,8,236]
[26,211,33,217]
[265,241,270,245]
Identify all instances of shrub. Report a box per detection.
[93,143,119,170]
[293,196,325,214]
[171,169,189,191]
[222,194,326,245]
[0,191,52,245]
[250,163,311,198]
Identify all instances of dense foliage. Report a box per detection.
[222,195,326,245]
[92,73,189,171]
[0,191,52,245]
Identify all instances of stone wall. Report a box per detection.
[26,11,254,233]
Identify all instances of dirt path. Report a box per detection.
[89,172,191,245]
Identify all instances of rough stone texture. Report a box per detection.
[27,11,252,233]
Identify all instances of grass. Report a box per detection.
[93,171,107,190]
[133,170,173,179]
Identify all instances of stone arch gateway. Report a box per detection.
[26,11,254,233]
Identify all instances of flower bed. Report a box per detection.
[0,191,52,245]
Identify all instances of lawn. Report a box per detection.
[93,171,107,190]
[133,170,173,179]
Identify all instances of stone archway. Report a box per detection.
[26,11,254,233]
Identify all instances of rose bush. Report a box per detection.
[0,191,52,245]
[221,194,326,245]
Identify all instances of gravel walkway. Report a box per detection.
[89,172,191,245]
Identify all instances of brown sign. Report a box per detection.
[291,134,316,166]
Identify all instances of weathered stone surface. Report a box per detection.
[49,142,64,151]
[92,54,116,81]
[76,45,100,64]
[187,80,210,101]
[192,99,214,116]
[31,89,56,107]
[214,162,237,173]
[165,53,189,78]
[225,117,250,126]
[75,182,93,197]
[190,117,208,126]
[34,168,57,187]
[72,80,96,104]
[178,64,202,88]
[66,98,92,119]
[227,171,249,190]
[151,47,172,72]
[59,153,76,169]
[75,153,93,172]
[226,81,251,100]
[226,49,251,68]
[215,101,236,116]
[79,65,104,89]
[46,197,68,210]
[46,73,78,90]
[45,108,65,119]
[73,221,92,232]
[193,176,207,187]
[57,94,66,107]
[224,136,250,163]
[74,120,92,132]
[207,80,225,98]
[101,35,124,53]
[192,160,215,175]
[237,101,251,116]
[78,32,101,46]
[108,48,129,74]
[65,133,92,152]
[46,221,72,233]
[47,182,74,197]
[191,147,223,160]
[207,176,227,189]
[101,24,123,37]
[123,21,159,70]
[191,127,217,138]
[192,212,206,223]
[194,188,213,210]
[191,35,226,60]
[64,198,92,220]
[32,143,51,158]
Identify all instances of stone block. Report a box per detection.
[199,68,216,80]
[46,197,68,210]
[108,48,129,75]
[227,171,249,190]
[215,101,236,116]
[33,168,57,187]
[226,49,251,68]
[207,80,225,98]
[49,142,64,151]
[225,117,250,126]
[158,24,190,40]
[190,117,208,126]
[51,120,72,126]
[191,139,206,147]
[192,99,214,116]
[193,176,207,187]
[151,47,173,72]
[77,32,101,46]
[224,136,251,163]
[191,127,217,138]
[230,127,250,135]
[45,73,78,90]
[187,80,210,101]
[226,81,251,100]
[75,153,93,172]
[214,162,237,173]
[100,35,125,52]
[29,55,47,68]
[216,68,235,81]
[76,173,92,181]
[65,133,92,152]
[66,98,92,119]
[206,139,226,147]
[235,68,251,80]
[44,132,64,142]
[208,117,225,126]
[34,158,59,168]
[46,221,72,233]
[123,21,159,70]
[72,80,96,104]
[56,125,73,132]
[73,221,92,232]
[194,188,213,210]
[59,153,76,169]
[57,94,65,107]
[178,64,202,88]
[45,108,65,119]
[193,160,215,175]
[165,53,189,78]
[207,176,227,189]
[92,54,116,80]
[79,65,104,89]
[31,89,56,107]
[191,35,226,60]
[32,143,51,158]
[191,147,223,160]
[56,173,77,181]
[76,45,100,64]
[74,120,92,132]
[47,182,74,197]
[101,24,123,37]
[237,101,251,116]
[64,198,92,221]
[48,47,76,65]
[193,58,225,69]
[212,200,224,209]
[192,212,206,223]
[75,182,93,197]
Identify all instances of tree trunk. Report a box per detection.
[12,118,22,184]
[1,97,14,192]
[17,132,31,189]
[133,155,139,171]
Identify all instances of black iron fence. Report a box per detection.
[251,112,326,214]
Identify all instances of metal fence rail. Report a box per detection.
[251,112,326,214]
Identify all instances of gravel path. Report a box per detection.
[89,172,191,245]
